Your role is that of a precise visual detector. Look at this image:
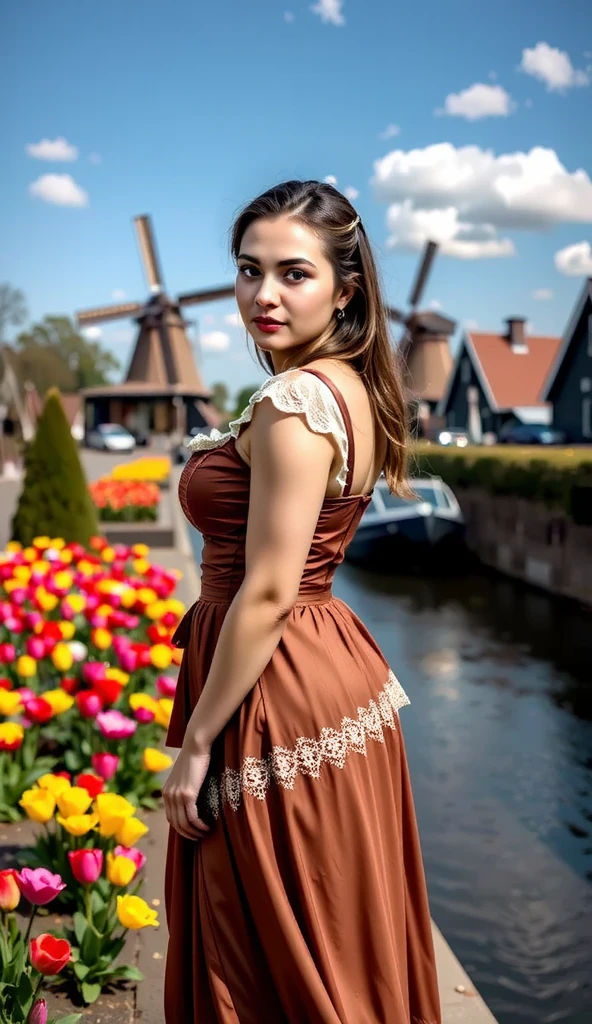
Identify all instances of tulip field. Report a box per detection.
[0,533,185,1021]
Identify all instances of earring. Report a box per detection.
[336,308,345,321]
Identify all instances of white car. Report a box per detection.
[86,423,136,452]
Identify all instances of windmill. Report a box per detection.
[76,216,235,438]
[386,241,456,434]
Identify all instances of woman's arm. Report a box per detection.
[163,392,336,839]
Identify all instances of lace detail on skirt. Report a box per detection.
[186,369,350,493]
[205,670,410,819]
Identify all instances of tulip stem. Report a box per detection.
[85,885,93,926]
[23,904,37,947]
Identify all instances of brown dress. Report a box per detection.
[165,368,441,1024]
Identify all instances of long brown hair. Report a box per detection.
[230,180,410,494]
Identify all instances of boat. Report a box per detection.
[345,475,465,567]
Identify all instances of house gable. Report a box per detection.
[546,291,592,441]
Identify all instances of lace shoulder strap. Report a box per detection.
[299,369,355,497]
[186,369,351,494]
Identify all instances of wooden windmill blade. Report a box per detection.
[408,240,438,310]
[76,301,144,327]
[133,215,164,294]
[177,284,236,307]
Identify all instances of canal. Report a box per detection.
[190,530,592,1023]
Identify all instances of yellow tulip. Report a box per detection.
[0,722,24,749]
[142,748,173,773]
[41,689,75,716]
[63,593,86,614]
[6,540,22,553]
[49,537,66,550]
[136,588,157,606]
[101,547,116,564]
[133,558,150,576]
[114,816,149,847]
[116,894,159,930]
[57,786,93,818]
[59,549,74,565]
[23,547,37,563]
[106,852,137,887]
[95,793,136,837]
[120,587,137,609]
[105,668,129,686]
[12,565,31,583]
[51,643,74,671]
[77,560,95,577]
[19,788,56,823]
[0,690,24,716]
[154,698,173,728]
[149,645,173,671]
[2,579,21,594]
[92,628,112,651]
[31,560,50,576]
[35,588,58,612]
[145,601,167,621]
[37,773,72,797]
[16,655,37,679]
[57,621,76,641]
[132,543,150,557]
[33,536,51,550]
[57,812,99,836]
[53,570,73,591]
[129,693,158,715]
[165,599,185,618]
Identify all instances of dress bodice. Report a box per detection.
[178,369,373,604]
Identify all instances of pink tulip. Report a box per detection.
[96,710,137,740]
[114,845,147,872]
[91,752,120,781]
[0,601,13,622]
[24,611,43,630]
[16,868,66,906]
[68,848,103,885]
[10,588,29,606]
[156,676,177,698]
[133,707,155,724]
[118,648,139,673]
[26,637,46,660]
[5,616,24,632]
[17,687,36,703]
[83,662,106,686]
[29,999,48,1024]
[0,643,16,663]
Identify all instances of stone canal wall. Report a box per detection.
[458,488,592,607]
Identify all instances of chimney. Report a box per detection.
[505,317,528,353]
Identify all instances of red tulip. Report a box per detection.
[0,869,20,911]
[75,773,104,798]
[24,697,53,725]
[60,676,80,696]
[94,677,123,705]
[30,933,72,975]
[0,677,13,691]
[76,690,104,718]
[68,848,103,884]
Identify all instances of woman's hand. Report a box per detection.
[162,745,212,841]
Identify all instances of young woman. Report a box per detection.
[163,180,441,1024]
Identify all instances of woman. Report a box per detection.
[163,180,441,1024]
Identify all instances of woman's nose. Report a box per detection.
[255,277,280,308]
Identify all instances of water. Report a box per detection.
[190,527,592,1022]
[333,563,592,1024]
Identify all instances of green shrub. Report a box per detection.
[11,388,98,546]
[413,444,592,522]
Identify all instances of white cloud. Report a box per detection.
[385,201,515,259]
[28,174,88,207]
[437,83,515,120]
[344,185,359,200]
[465,319,479,331]
[284,11,294,22]
[224,312,243,328]
[311,0,345,26]
[203,313,216,326]
[428,299,442,310]
[88,152,103,165]
[372,143,592,259]
[324,174,338,185]
[112,289,126,300]
[81,326,101,341]
[26,137,78,161]
[201,330,231,352]
[554,241,592,277]
[520,42,589,92]
[379,124,400,140]
[531,288,553,300]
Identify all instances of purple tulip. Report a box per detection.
[96,710,137,740]
[29,998,48,1024]
[16,868,66,906]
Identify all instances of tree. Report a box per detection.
[14,315,120,393]
[11,388,98,547]
[233,384,261,419]
[210,382,229,414]
[0,284,27,342]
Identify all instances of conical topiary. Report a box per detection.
[11,387,99,547]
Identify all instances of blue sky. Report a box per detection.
[2,0,591,398]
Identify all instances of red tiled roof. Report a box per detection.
[469,331,562,409]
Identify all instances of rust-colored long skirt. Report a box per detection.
[164,387,441,1023]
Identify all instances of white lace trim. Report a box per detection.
[204,670,410,819]
[187,370,350,494]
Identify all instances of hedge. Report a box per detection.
[412,444,592,526]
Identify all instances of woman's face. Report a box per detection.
[235,215,350,370]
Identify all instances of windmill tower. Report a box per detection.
[76,216,235,438]
[387,241,456,436]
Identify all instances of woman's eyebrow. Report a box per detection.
[237,253,317,268]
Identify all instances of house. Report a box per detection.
[542,278,592,444]
[438,318,562,441]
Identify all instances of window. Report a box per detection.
[581,378,591,394]
[583,398,592,439]
[461,357,471,384]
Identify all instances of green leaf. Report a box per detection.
[73,960,90,980]
[110,964,144,981]
[90,889,105,914]
[81,980,102,1004]
[80,925,101,964]
[73,911,87,946]
[55,1014,84,1023]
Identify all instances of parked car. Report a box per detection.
[498,422,566,445]
[437,429,469,448]
[85,424,136,453]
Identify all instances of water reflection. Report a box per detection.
[333,563,592,1024]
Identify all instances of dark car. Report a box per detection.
[498,422,566,445]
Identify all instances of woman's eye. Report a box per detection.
[238,266,259,278]
[286,269,307,282]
